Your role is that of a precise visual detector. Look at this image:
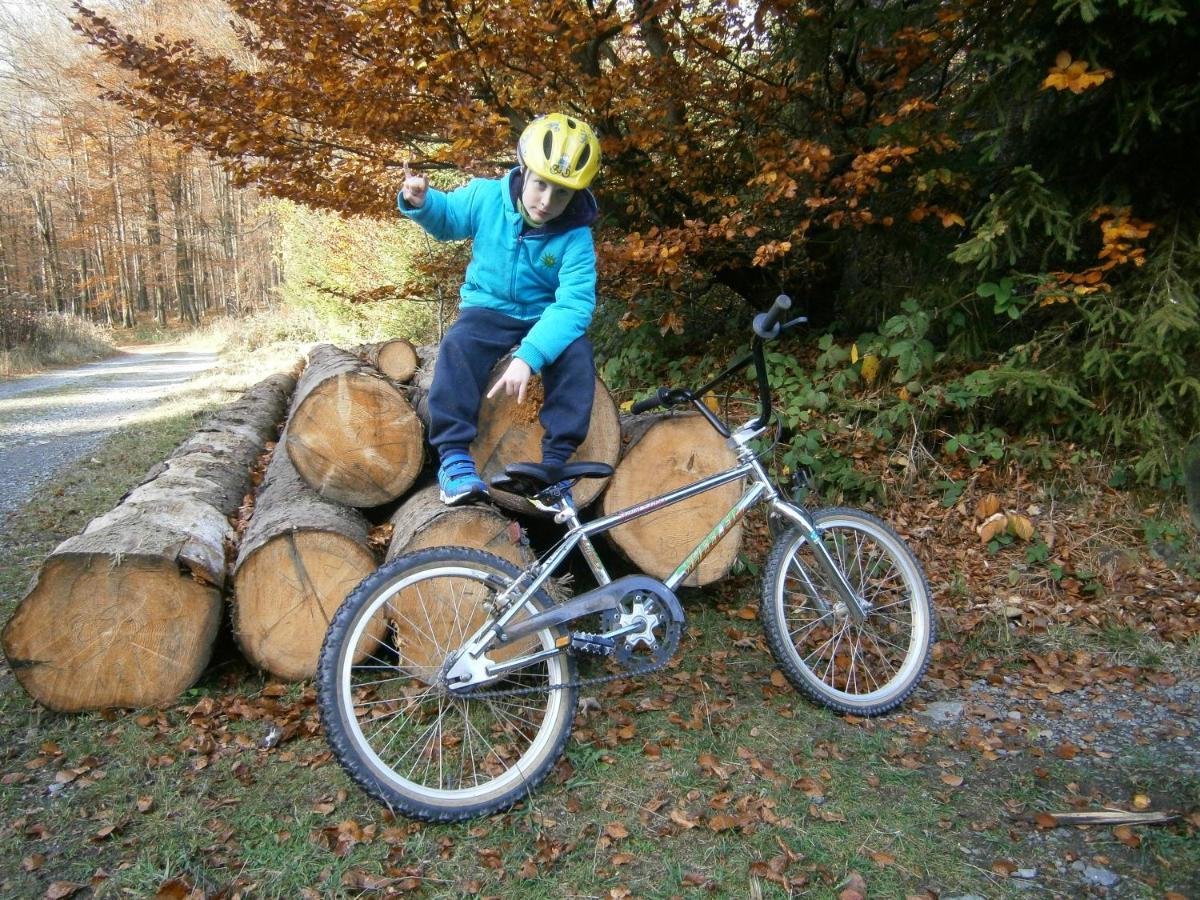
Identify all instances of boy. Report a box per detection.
[398,113,601,505]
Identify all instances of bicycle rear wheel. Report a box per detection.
[760,507,934,715]
[316,547,576,821]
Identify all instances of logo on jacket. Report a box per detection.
[540,252,557,268]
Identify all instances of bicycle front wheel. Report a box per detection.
[316,547,577,822]
[760,507,935,716]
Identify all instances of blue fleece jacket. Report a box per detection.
[397,168,598,374]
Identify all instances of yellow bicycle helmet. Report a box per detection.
[518,114,601,190]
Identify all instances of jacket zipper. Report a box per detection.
[510,220,523,303]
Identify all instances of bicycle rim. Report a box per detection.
[331,559,572,810]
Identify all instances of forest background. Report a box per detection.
[3,0,1199,530]
[1,1,1198,896]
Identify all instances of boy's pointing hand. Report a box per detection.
[486,358,533,405]
[401,159,428,209]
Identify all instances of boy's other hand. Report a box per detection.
[401,160,428,208]
[486,358,533,404]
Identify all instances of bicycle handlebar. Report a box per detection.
[627,298,808,428]
[630,390,667,415]
[752,294,792,339]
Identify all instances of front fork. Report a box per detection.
[767,498,868,625]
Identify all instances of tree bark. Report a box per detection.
[412,345,621,514]
[232,436,377,681]
[1,373,296,711]
[286,343,425,507]
[600,412,745,587]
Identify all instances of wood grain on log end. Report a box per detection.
[234,532,377,681]
[601,413,744,587]
[473,376,621,514]
[288,369,424,507]
[1,554,221,711]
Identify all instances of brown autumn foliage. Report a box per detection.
[69,0,975,316]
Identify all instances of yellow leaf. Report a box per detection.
[1055,50,1072,69]
[860,354,880,383]
[977,512,1007,544]
[703,393,719,414]
[975,494,1001,519]
[850,343,860,364]
[1006,514,1036,541]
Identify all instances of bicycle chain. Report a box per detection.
[453,652,674,700]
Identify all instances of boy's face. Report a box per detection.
[521,172,575,224]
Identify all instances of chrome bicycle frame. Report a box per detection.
[451,421,868,681]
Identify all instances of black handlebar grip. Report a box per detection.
[752,294,793,339]
[630,389,667,414]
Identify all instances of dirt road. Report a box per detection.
[0,344,219,519]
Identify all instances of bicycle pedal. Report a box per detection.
[569,632,615,657]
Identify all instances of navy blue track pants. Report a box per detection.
[427,307,595,466]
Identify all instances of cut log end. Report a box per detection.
[234,531,377,681]
[287,373,424,507]
[1,554,222,711]
[473,376,621,513]
[602,414,744,586]
[371,339,419,383]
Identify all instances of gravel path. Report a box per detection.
[0,344,219,519]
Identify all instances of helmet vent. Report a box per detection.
[542,132,553,159]
[566,117,577,128]
[576,144,591,170]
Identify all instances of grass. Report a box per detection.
[0,315,116,375]
[1,349,1196,898]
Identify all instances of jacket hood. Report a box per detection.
[507,167,598,234]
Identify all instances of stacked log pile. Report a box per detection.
[3,338,745,710]
[2,373,296,711]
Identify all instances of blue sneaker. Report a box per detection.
[438,452,488,506]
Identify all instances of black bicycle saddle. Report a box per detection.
[490,461,614,497]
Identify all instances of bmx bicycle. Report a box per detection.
[316,294,935,822]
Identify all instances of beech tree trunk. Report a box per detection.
[600,412,745,587]
[1,373,296,711]
[286,343,425,507]
[356,338,419,383]
[412,346,621,514]
[233,437,377,681]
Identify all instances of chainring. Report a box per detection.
[600,592,683,668]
